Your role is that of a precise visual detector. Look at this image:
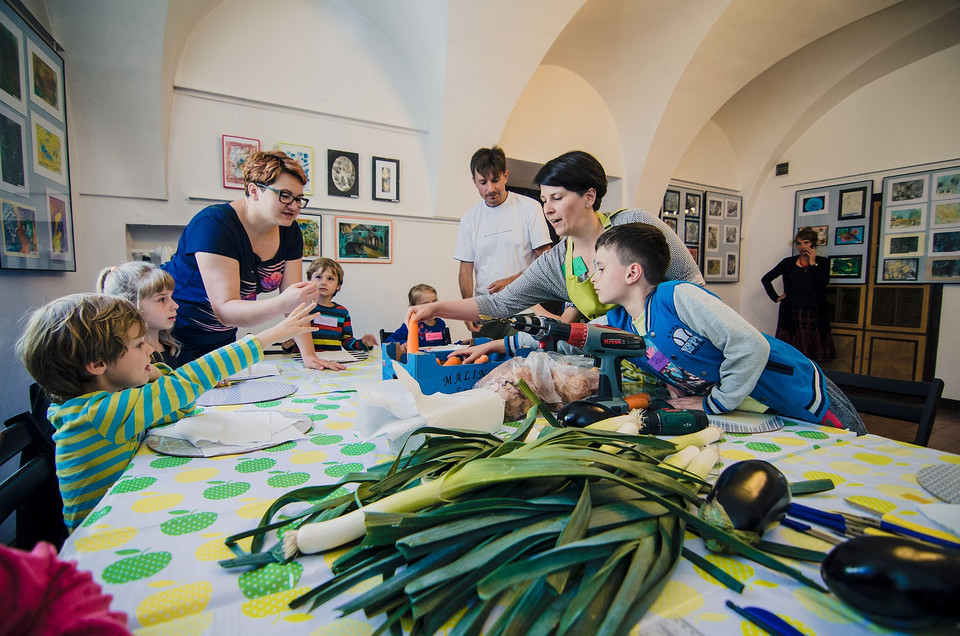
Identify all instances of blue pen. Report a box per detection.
[780,516,844,545]
[787,502,849,535]
[726,600,804,636]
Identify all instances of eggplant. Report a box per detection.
[699,460,790,553]
[556,400,616,428]
[821,535,960,632]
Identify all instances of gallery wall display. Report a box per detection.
[0,1,75,271]
[335,216,392,263]
[703,191,741,283]
[328,149,359,198]
[221,135,259,189]
[875,165,960,283]
[277,142,314,196]
[793,179,873,285]
[296,213,321,259]
[660,185,704,271]
[372,156,399,202]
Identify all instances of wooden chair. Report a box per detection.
[1,412,67,549]
[824,370,944,447]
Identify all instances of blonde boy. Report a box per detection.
[17,293,313,530]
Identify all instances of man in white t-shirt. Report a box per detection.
[454,146,552,337]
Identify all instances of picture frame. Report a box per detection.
[328,149,359,198]
[0,102,28,196]
[663,217,678,234]
[687,246,699,264]
[372,156,399,202]
[725,253,738,279]
[834,225,864,245]
[931,230,960,256]
[724,197,740,219]
[0,10,28,115]
[277,143,314,196]
[724,225,738,244]
[809,224,828,246]
[933,200,960,227]
[706,257,721,276]
[684,192,701,217]
[933,169,960,200]
[799,192,828,215]
[927,257,960,282]
[335,216,392,263]
[884,232,923,257]
[663,189,680,214]
[829,255,862,278]
[0,2,74,272]
[706,224,719,251]
[706,195,723,217]
[838,186,867,220]
[887,174,928,206]
[222,135,259,190]
[27,39,63,121]
[884,204,925,233]
[882,258,919,282]
[296,213,321,259]
[684,219,699,244]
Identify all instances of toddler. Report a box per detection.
[385,284,450,349]
[299,258,376,370]
[16,294,314,530]
[97,261,180,367]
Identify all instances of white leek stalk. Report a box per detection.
[683,446,720,482]
[667,425,723,451]
[658,445,700,471]
[584,410,642,432]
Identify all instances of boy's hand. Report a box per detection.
[666,395,705,411]
[301,354,347,371]
[254,303,315,348]
[361,334,378,349]
[448,340,504,363]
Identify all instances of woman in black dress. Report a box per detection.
[761,227,836,362]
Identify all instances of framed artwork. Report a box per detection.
[706,224,719,251]
[335,216,392,263]
[724,198,740,219]
[829,255,862,278]
[799,192,828,215]
[884,205,924,233]
[328,149,359,198]
[0,102,28,196]
[882,258,919,282]
[706,195,723,217]
[684,192,701,217]
[835,225,864,245]
[0,10,27,115]
[928,257,960,282]
[296,214,321,259]
[724,225,738,244]
[838,186,867,220]
[0,2,74,271]
[809,225,828,246]
[277,143,314,196]
[886,174,928,206]
[663,189,679,214]
[27,39,62,121]
[933,169,960,199]
[222,135,259,189]
[933,200,960,227]
[884,233,923,257]
[684,219,699,244]
[706,257,721,276]
[663,217,678,234]
[372,156,399,202]
[725,253,738,279]
[931,230,960,256]
[687,246,699,264]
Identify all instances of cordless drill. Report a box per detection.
[507,315,645,414]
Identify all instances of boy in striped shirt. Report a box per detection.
[16,293,314,531]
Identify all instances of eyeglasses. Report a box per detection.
[257,183,309,208]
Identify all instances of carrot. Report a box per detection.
[474,355,490,364]
[624,393,651,410]
[406,318,419,353]
[442,356,462,366]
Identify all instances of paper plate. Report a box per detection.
[197,381,298,406]
[918,464,960,504]
[706,412,785,434]
[146,419,313,457]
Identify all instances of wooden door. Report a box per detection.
[821,196,941,381]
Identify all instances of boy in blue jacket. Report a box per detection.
[591,223,865,433]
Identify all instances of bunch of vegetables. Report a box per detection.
[221,404,835,635]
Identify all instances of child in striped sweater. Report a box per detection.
[298,258,377,371]
[16,293,314,531]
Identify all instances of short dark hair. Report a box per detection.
[595,223,671,285]
[469,147,507,179]
[534,151,607,211]
[795,227,819,245]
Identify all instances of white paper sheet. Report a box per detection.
[149,409,307,451]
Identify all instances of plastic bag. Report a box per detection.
[474,351,599,421]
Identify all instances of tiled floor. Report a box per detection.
[860,400,960,454]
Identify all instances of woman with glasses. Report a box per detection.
[761,226,836,362]
[163,151,340,366]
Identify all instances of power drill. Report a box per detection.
[507,315,646,414]
[641,407,709,435]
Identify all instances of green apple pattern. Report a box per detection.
[82,506,112,527]
[202,481,251,500]
[102,550,172,583]
[235,457,277,473]
[323,463,364,478]
[160,511,217,535]
[237,562,303,599]
[340,442,376,456]
[265,471,311,488]
[263,441,297,453]
[149,456,192,469]
[111,476,157,494]
[309,434,343,446]
[312,404,340,411]
[255,400,282,408]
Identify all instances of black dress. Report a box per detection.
[761,255,836,362]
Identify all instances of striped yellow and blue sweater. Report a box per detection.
[48,335,262,531]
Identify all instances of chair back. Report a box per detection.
[824,370,944,447]
[379,329,392,345]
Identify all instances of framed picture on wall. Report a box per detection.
[706,195,723,217]
[933,169,960,199]
[829,255,862,278]
[884,232,923,257]
[45,188,71,261]
[882,258,919,281]
[31,112,65,185]
[222,135,259,189]
[684,192,701,216]
[277,143,314,196]
[887,174,928,206]
[372,156,399,202]
[0,10,28,115]
[296,213,321,259]
[0,102,28,196]
[838,186,867,219]
[27,39,63,121]
[928,257,960,282]
[706,224,719,251]
[663,217,678,234]
[684,219,699,244]
[328,149,359,198]
[799,192,828,215]
[835,225,864,245]
[335,216,392,263]
[810,224,828,246]
[663,189,680,214]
